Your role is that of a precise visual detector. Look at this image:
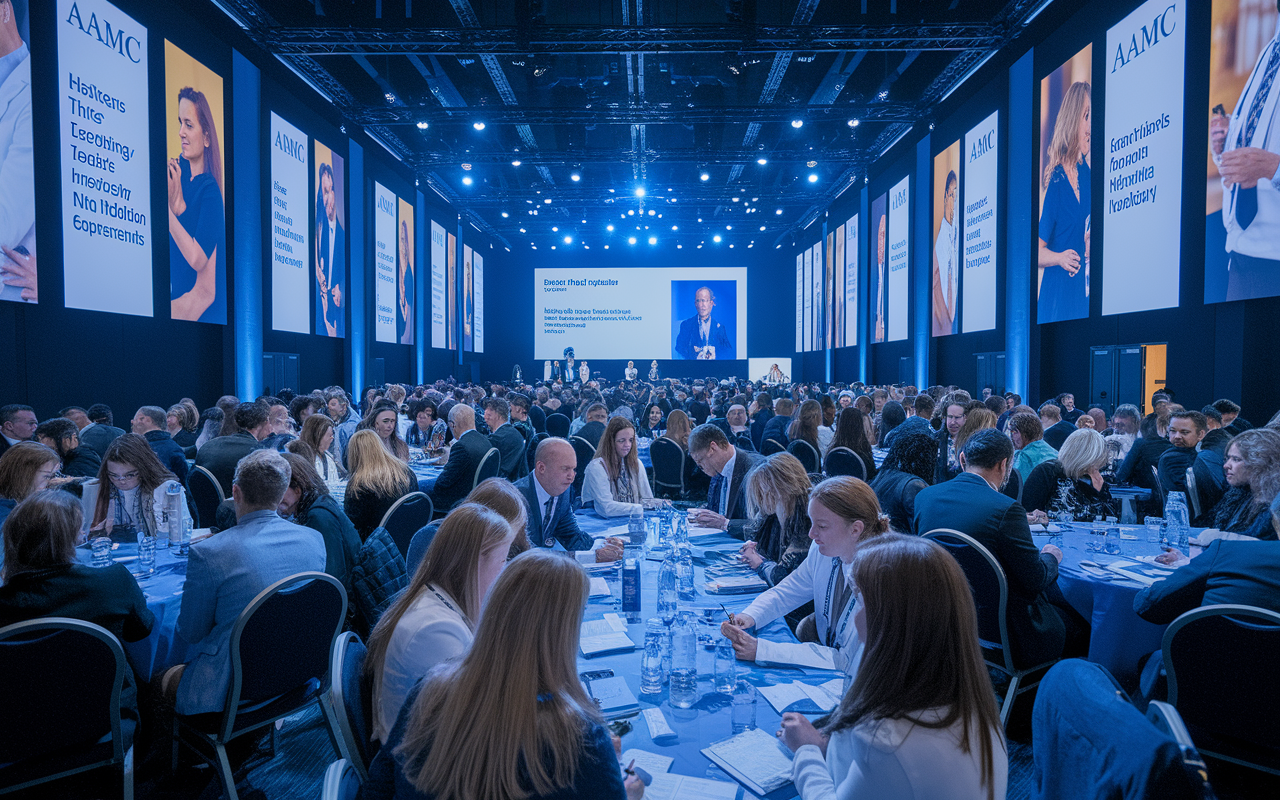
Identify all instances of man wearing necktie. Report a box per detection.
[674,286,734,360]
[513,437,623,563]
[687,424,763,539]
[1214,3,1280,301]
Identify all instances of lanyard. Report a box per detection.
[821,558,856,650]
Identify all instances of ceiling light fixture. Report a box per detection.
[511,160,521,166]
[473,121,486,130]
[501,211,509,218]
[848,119,860,127]
[607,224,615,231]
[791,119,803,128]
[757,158,768,165]
[635,187,646,197]
[776,208,783,214]
[564,236,572,244]
[416,121,429,130]
[700,172,710,181]
[648,236,657,245]
[570,172,581,182]
[713,235,722,243]
[628,236,638,245]
[462,176,473,185]
[808,173,818,182]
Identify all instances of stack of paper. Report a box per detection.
[701,727,794,795]
[620,749,673,776]
[588,676,640,718]
[756,679,845,714]
[580,613,636,657]
[644,774,738,800]
[704,574,768,595]
[589,577,611,597]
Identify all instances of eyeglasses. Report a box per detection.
[108,470,140,482]
[945,414,966,422]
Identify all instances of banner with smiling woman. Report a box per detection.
[164,40,226,324]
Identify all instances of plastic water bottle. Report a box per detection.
[629,506,646,549]
[640,619,666,695]
[138,532,156,574]
[660,623,673,684]
[178,516,193,558]
[675,514,689,545]
[1165,491,1191,555]
[656,554,679,624]
[676,543,696,603]
[165,483,184,549]
[714,638,736,693]
[669,615,699,709]
[622,557,642,623]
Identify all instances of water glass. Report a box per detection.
[731,679,756,733]
[714,639,736,693]
[176,518,193,558]
[1104,527,1123,556]
[90,536,112,568]
[1145,517,1164,544]
[137,533,156,575]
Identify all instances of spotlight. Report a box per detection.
[648,210,655,216]
[570,172,581,182]
[462,176,473,185]
[776,208,783,215]
[713,235,722,243]
[759,225,766,231]
[757,158,768,165]
[726,225,733,230]
[384,92,396,104]
[416,121,429,130]
[848,119,860,127]
[791,119,803,128]
[671,225,678,231]
[878,90,888,100]
[700,172,710,181]
[634,187,646,197]
[473,121,486,130]
[544,198,552,204]
[808,173,818,182]
[519,228,526,233]
[511,160,522,166]
[501,211,509,218]
[552,226,559,232]
[607,224,615,232]
[648,236,657,245]
[628,236,638,245]
[564,236,572,244]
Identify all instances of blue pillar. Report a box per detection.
[858,185,870,384]
[1006,50,1034,399]
[914,135,931,390]
[347,140,366,394]
[415,190,427,384]
[231,51,262,400]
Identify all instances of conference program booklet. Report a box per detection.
[701,727,794,795]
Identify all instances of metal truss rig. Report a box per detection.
[351,102,917,127]
[260,23,1003,55]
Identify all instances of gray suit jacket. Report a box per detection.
[175,510,326,714]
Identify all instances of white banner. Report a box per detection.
[844,215,859,346]
[473,251,484,353]
[1103,0,1184,315]
[887,176,910,341]
[58,0,151,317]
[269,112,309,333]
[795,253,803,352]
[373,182,396,343]
[963,111,1000,333]
[430,220,445,348]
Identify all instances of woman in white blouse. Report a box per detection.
[581,417,659,517]
[364,502,515,743]
[720,476,888,680]
[778,534,1007,800]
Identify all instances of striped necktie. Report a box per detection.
[1234,40,1280,230]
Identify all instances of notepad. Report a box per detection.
[701,727,794,796]
[704,574,769,594]
[644,774,739,800]
[1104,561,1158,586]
[756,679,845,714]
[620,749,673,776]
[754,640,839,671]
[580,613,636,656]
[588,676,640,718]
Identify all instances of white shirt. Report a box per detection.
[532,473,607,564]
[581,458,654,518]
[1222,17,1280,259]
[791,710,1008,800]
[2,433,21,447]
[935,216,958,317]
[717,450,738,516]
[373,585,473,743]
[314,453,343,492]
[698,316,712,345]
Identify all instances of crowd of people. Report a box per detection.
[1,373,1277,800]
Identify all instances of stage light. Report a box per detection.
[848,119,860,128]
[713,235,722,243]
[416,121,429,130]
[808,173,818,182]
[511,160,522,166]
[726,225,733,230]
[671,225,678,231]
[501,212,509,218]
[519,228,526,233]
[877,90,888,100]
[791,119,803,128]
[606,224,615,231]
[635,187,646,197]
[384,92,396,104]
[462,176,473,185]
[628,236,637,245]
[570,172,581,182]
[473,121,486,130]
[700,172,710,181]
[544,198,552,204]
[759,225,766,231]
[757,158,768,165]
[564,236,572,244]
[776,208,783,214]
[552,226,559,232]
[648,236,657,245]
[648,210,655,216]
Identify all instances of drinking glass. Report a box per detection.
[1145,517,1164,544]
[731,679,756,733]
[137,532,156,575]
[91,536,112,568]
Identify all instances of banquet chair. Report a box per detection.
[0,619,133,799]
[569,436,596,497]
[169,572,348,800]
[823,446,866,480]
[650,436,686,499]
[1151,465,1167,511]
[188,465,225,529]
[321,758,362,800]
[1147,701,1218,799]
[350,528,408,637]
[405,522,441,576]
[545,413,571,438]
[1164,604,1280,775]
[923,528,1060,726]
[787,440,822,473]
[761,438,786,456]
[378,491,433,560]
[1184,467,1202,520]
[1032,659,1214,800]
[473,448,503,490]
[328,632,377,781]
[526,431,549,473]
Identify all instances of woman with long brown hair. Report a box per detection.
[1037,79,1091,324]
[779,534,1007,800]
[741,453,813,589]
[788,399,824,455]
[581,416,657,517]
[664,407,709,499]
[90,433,188,536]
[300,412,344,489]
[830,407,877,481]
[357,400,411,462]
[169,86,226,323]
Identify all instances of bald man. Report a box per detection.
[674,286,734,360]
[513,437,623,562]
[429,404,493,513]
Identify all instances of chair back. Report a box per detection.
[922,529,1014,670]
[1147,701,1218,799]
[1163,604,1280,772]
[569,436,596,496]
[786,439,821,474]
[1184,467,1201,519]
[526,431,549,472]
[378,491,433,559]
[823,447,866,480]
[761,438,786,456]
[405,523,440,576]
[328,633,376,780]
[650,436,685,499]
[473,448,502,489]
[321,758,362,800]
[188,465,225,528]
[545,413,571,438]
[224,572,347,740]
[732,432,755,452]
[1151,464,1167,510]
[0,618,127,765]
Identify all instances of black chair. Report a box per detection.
[188,465,225,529]
[569,436,596,497]
[405,523,441,575]
[328,632,376,781]
[923,529,1060,726]
[473,447,503,489]
[824,446,866,480]
[787,439,821,473]
[1148,701,1218,798]
[526,430,549,473]
[1184,467,1202,521]
[1164,604,1280,775]
[0,618,133,798]
[170,572,348,800]
[650,436,685,500]
[321,758,362,800]
[377,491,434,559]
[732,432,755,452]
[545,413,571,438]
[761,438,786,456]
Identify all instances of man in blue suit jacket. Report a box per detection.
[674,286,734,360]
[316,162,345,338]
[513,437,621,563]
[168,449,325,715]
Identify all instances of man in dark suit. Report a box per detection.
[429,404,492,513]
[685,389,711,425]
[315,162,345,338]
[1057,393,1084,425]
[514,438,622,563]
[1040,403,1076,451]
[61,405,125,459]
[687,424,763,539]
[0,403,37,459]
[131,405,189,485]
[913,429,1084,668]
[196,402,269,496]
[674,286,734,360]
[482,397,527,480]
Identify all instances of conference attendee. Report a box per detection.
[62,404,125,459]
[407,478,533,574]
[1037,80,1091,324]
[130,405,189,485]
[779,534,1007,800]
[195,401,268,496]
[290,394,324,430]
[300,413,344,490]
[1037,403,1073,451]
[829,407,877,480]
[260,398,297,451]
[508,394,536,443]
[89,434,189,538]
[362,549,642,800]
[315,161,345,337]
[787,399,826,462]
[1213,398,1252,435]
[344,429,419,540]
[688,423,763,538]
[429,404,492,514]
[574,402,609,449]
[1009,412,1057,483]
[1198,406,1234,458]
[1021,429,1118,522]
[638,403,665,440]
[761,398,795,450]
[582,417,658,517]
[741,453,813,590]
[163,450,325,715]
[0,442,61,539]
[277,453,360,595]
[357,401,411,462]
[34,417,101,478]
[212,394,242,438]
[954,408,998,461]
[674,285,733,360]
[513,438,621,563]
[686,388,711,426]
[0,491,155,727]
[663,408,708,498]
[721,477,889,679]
[913,430,1083,667]
[482,397,527,480]
[934,397,968,483]
[1157,411,1227,520]
[624,360,638,381]
[1213,428,1280,536]
[648,360,660,381]
[403,398,447,454]
[870,431,937,534]
[1056,393,1084,424]
[876,401,907,450]
[397,219,415,345]
[1087,407,1109,435]
[932,169,961,336]
[168,86,226,323]
[366,503,515,744]
[165,404,198,451]
[725,403,751,441]
[0,402,35,459]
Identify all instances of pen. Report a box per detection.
[720,603,734,624]
[623,758,636,777]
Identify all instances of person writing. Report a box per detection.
[168,87,226,323]
[740,453,813,594]
[581,417,661,517]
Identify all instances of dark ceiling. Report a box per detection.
[216,0,1050,252]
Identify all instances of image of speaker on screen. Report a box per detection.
[0,0,34,305]
[314,156,345,337]
[1037,46,1091,325]
[672,282,735,360]
[397,211,414,345]
[870,196,887,343]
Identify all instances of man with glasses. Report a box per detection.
[0,403,36,459]
[934,399,968,484]
[687,424,762,539]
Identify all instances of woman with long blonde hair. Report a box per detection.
[581,417,657,517]
[342,429,418,539]
[363,549,643,800]
[741,453,813,590]
[1037,80,1091,324]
